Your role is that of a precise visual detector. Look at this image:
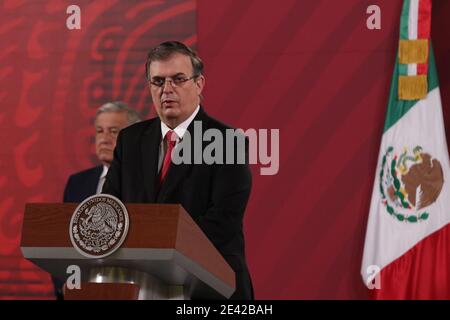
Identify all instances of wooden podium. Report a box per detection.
[20,203,235,300]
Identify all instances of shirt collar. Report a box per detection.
[160,105,200,140]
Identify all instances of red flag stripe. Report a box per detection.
[418,0,432,39]
[417,63,428,75]
[371,222,450,299]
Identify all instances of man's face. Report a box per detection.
[148,53,205,128]
[95,111,129,166]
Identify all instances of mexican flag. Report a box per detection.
[361,0,450,299]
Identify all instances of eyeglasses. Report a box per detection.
[148,75,198,88]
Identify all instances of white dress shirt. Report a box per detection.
[158,105,200,172]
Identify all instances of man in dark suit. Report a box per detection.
[56,101,140,299]
[103,41,253,299]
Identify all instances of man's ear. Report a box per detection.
[196,75,205,94]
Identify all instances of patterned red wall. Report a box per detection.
[0,0,195,299]
[2,0,450,300]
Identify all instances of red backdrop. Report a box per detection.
[0,0,196,299]
[1,0,450,299]
[197,0,450,299]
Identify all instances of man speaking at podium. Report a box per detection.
[102,41,253,300]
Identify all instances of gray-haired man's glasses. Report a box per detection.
[148,75,198,88]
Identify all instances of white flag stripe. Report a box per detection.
[408,0,419,40]
[408,63,418,76]
[361,87,450,281]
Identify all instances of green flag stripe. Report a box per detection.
[383,43,438,133]
[400,0,410,40]
[398,64,408,76]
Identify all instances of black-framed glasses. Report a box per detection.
[148,75,198,88]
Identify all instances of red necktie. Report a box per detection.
[158,130,177,186]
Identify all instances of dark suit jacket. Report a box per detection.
[63,166,103,203]
[103,107,253,299]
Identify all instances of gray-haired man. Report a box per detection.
[63,101,141,203]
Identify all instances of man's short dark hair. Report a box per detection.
[145,41,204,80]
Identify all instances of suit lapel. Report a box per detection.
[156,107,209,203]
[141,118,161,202]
